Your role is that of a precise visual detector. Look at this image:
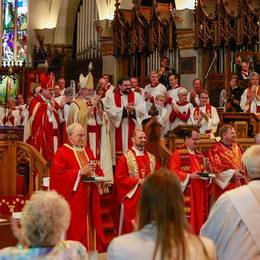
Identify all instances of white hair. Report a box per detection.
[21,191,70,247]
[242,145,260,178]
[177,87,188,96]
[66,123,83,136]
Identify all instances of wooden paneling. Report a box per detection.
[0,140,49,196]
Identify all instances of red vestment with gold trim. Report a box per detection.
[50,144,105,251]
[113,149,159,234]
[207,141,245,199]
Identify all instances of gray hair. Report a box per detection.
[66,123,83,136]
[177,87,188,96]
[242,145,260,178]
[249,72,259,83]
[21,191,70,247]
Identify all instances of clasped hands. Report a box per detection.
[197,111,209,122]
[125,102,135,114]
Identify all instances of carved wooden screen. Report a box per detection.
[113,0,177,85]
[194,0,260,88]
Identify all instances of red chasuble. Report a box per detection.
[208,141,245,199]
[113,149,159,234]
[26,95,62,161]
[50,144,105,251]
[168,146,207,235]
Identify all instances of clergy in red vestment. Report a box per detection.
[104,77,146,165]
[25,72,63,161]
[113,129,160,235]
[50,123,105,252]
[168,126,208,234]
[208,125,245,200]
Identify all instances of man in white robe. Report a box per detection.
[201,145,260,260]
[104,76,146,165]
[191,90,219,137]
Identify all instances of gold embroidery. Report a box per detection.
[124,150,139,178]
[148,152,156,173]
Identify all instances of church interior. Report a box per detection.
[1,0,260,259]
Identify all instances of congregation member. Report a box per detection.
[108,169,216,260]
[188,78,202,106]
[207,124,245,200]
[167,73,181,104]
[219,76,243,111]
[201,145,260,260]
[235,56,250,80]
[0,190,87,259]
[159,56,175,89]
[25,76,63,161]
[50,123,105,252]
[169,87,194,130]
[113,129,159,235]
[104,77,146,165]
[191,90,220,137]
[168,127,208,234]
[144,70,167,105]
[240,72,259,113]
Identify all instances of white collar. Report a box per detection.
[132,146,144,156]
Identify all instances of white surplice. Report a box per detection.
[104,90,146,165]
[191,105,220,136]
[200,181,260,260]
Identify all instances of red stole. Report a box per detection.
[114,89,135,161]
[193,104,212,120]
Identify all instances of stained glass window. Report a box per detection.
[1,0,28,65]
